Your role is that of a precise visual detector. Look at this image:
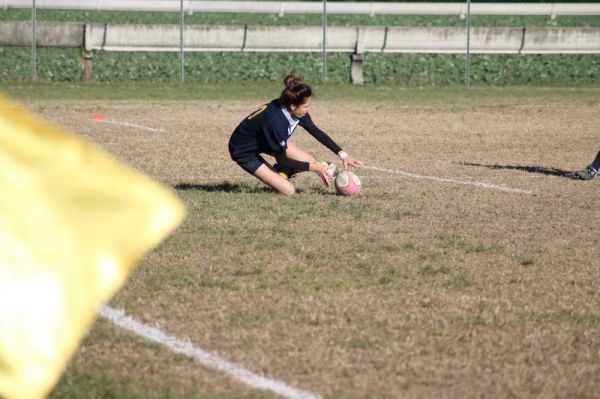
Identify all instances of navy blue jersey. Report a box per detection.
[229,99,318,158]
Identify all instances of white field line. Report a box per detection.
[98,306,322,399]
[94,119,165,132]
[364,165,533,195]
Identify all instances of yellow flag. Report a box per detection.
[0,96,186,399]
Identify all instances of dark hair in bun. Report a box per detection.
[280,70,312,110]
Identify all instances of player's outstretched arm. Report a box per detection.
[338,151,364,169]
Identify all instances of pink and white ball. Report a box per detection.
[335,171,361,196]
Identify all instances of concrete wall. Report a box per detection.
[524,28,600,53]
[384,27,525,54]
[0,21,83,47]
[85,24,600,54]
[85,24,246,52]
[3,22,600,54]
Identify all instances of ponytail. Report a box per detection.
[280,70,312,110]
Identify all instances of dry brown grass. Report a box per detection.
[23,89,600,399]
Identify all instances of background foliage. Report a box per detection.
[1,9,599,84]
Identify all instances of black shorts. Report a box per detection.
[229,145,271,175]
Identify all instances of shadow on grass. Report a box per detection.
[173,182,274,193]
[460,162,579,180]
[173,182,330,195]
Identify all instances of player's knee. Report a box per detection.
[280,183,295,196]
[277,180,296,195]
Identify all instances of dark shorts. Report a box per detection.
[229,145,272,175]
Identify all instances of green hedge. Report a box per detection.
[3,9,600,27]
[364,53,600,85]
[1,47,598,85]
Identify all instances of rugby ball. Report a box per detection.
[335,171,361,196]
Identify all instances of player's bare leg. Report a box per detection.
[254,163,295,195]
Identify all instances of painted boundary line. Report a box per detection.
[95,119,165,132]
[98,306,322,399]
[91,113,164,132]
[364,165,533,195]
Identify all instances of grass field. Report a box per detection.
[3,82,600,398]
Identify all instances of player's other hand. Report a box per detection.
[343,155,364,169]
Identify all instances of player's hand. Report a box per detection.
[310,162,331,187]
[342,155,364,169]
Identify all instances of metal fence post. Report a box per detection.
[465,0,471,87]
[321,0,327,83]
[31,0,37,81]
[180,0,185,82]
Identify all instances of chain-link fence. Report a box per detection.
[1,0,599,85]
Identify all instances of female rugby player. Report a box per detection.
[228,71,363,195]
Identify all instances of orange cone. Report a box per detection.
[92,113,106,121]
